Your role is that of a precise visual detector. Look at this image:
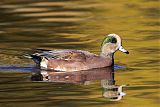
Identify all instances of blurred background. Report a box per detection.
[0,0,159,107]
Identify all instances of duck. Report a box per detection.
[24,34,129,71]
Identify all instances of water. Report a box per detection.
[0,0,159,107]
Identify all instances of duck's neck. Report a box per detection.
[100,51,114,66]
[100,52,114,59]
[100,45,114,59]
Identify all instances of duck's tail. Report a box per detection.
[24,54,42,65]
[24,48,51,65]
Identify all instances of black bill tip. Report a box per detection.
[125,51,129,54]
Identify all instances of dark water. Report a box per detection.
[0,0,159,107]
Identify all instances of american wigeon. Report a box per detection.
[24,34,129,71]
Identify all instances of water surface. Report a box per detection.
[0,0,159,107]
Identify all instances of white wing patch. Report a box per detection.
[40,57,48,69]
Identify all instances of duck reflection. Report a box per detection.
[31,67,126,101]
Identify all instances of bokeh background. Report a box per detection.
[0,0,159,107]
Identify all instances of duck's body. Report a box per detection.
[25,34,129,71]
[28,49,113,71]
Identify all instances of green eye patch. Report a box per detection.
[101,36,117,46]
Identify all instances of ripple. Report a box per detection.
[30,2,72,7]
[38,18,85,22]
[0,4,22,9]
[13,7,49,12]
[135,47,160,54]
[21,11,89,17]
[0,65,35,72]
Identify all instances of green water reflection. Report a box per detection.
[0,0,159,107]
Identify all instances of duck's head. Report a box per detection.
[101,34,129,56]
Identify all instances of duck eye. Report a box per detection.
[111,37,117,43]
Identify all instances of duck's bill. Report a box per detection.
[120,92,126,96]
[119,46,129,54]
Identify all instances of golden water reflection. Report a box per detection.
[31,67,126,101]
